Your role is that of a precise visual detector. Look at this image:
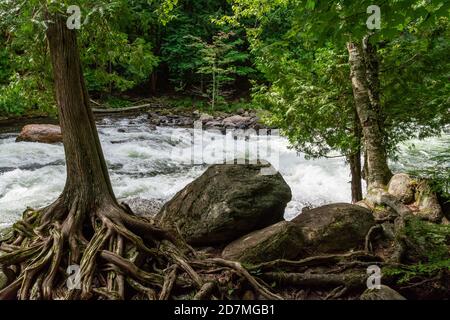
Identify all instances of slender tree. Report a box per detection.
[347,41,391,189]
[230,0,449,191]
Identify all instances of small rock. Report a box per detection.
[292,203,375,255]
[199,113,214,124]
[121,198,164,217]
[360,285,406,300]
[16,124,62,144]
[388,173,415,204]
[222,115,252,128]
[204,121,224,130]
[242,290,255,300]
[222,221,305,264]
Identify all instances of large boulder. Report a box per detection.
[388,174,415,204]
[360,285,406,300]
[222,221,305,264]
[157,163,292,246]
[16,124,62,144]
[292,203,375,255]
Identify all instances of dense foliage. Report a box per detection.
[0,0,256,116]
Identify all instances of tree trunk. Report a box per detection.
[347,41,392,190]
[150,72,157,93]
[45,14,118,216]
[348,152,363,203]
[349,111,363,203]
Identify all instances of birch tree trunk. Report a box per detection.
[347,41,392,190]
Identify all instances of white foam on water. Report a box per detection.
[0,116,447,228]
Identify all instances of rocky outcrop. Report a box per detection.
[16,124,62,144]
[157,163,292,246]
[292,203,375,255]
[360,285,406,300]
[222,221,305,264]
[147,109,265,131]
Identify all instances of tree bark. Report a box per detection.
[46,14,117,210]
[348,111,363,203]
[348,151,363,203]
[347,41,392,190]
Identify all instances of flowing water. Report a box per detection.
[0,115,448,229]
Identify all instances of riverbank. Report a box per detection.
[0,96,257,133]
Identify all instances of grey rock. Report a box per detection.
[222,221,305,264]
[157,162,292,246]
[360,285,406,300]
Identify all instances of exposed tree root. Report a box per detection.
[0,202,293,300]
[0,195,420,300]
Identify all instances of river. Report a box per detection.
[0,114,448,229]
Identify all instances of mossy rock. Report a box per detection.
[221,221,305,264]
[0,227,13,242]
[292,203,375,255]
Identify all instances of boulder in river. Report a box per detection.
[292,203,375,255]
[16,124,62,144]
[157,162,292,246]
[360,285,406,300]
[222,221,305,264]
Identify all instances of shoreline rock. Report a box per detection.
[16,124,62,144]
[148,109,267,131]
[222,221,305,264]
[156,162,292,246]
[292,203,375,255]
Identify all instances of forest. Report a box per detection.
[0,0,449,303]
